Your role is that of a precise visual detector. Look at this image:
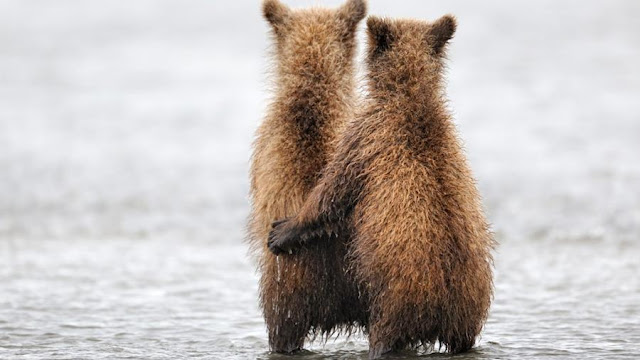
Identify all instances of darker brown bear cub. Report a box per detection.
[269,15,495,359]
[249,0,367,354]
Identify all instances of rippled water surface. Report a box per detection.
[1,0,640,359]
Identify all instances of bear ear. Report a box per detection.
[338,0,367,31]
[367,16,394,57]
[427,15,457,55]
[262,0,291,31]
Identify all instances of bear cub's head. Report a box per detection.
[262,0,367,79]
[366,15,457,93]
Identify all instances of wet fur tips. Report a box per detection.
[268,16,496,359]
[248,0,367,355]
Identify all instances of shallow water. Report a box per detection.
[1,0,640,359]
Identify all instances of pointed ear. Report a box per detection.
[262,0,291,31]
[367,16,394,57]
[427,15,457,55]
[339,0,367,31]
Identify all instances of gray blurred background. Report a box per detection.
[1,1,639,359]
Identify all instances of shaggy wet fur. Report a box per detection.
[248,0,367,353]
[269,16,495,359]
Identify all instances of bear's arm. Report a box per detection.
[268,127,368,254]
[298,152,363,235]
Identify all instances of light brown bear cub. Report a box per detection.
[269,15,495,359]
[249,0,367,354]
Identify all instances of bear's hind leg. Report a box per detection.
[440,331,475,354]
[260,255,314,353]
[368,336,411,359]
[263,286,311,353]
[266,311,308,353]
[367,316,405,359]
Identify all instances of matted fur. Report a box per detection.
[249,0,367,353]
[269,15,495,359]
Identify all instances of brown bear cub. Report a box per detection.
[249,0,367,354]
[269,15,495,359]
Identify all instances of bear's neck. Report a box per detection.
[373,82,446,122]
[367,70,453,143]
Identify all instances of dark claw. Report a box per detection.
[267,219,301,256]
[268,236,292,256]
[268,240,285,255]
[267,229,284,255]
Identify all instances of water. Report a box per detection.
[1,0,639,359]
